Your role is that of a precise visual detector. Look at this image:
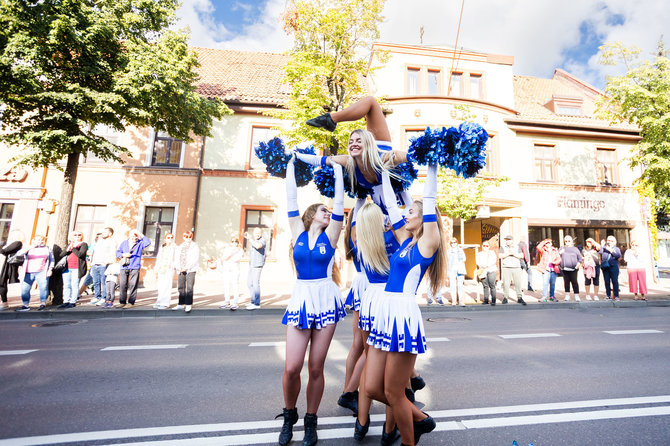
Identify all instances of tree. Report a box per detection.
[275,0,386,154]
[598,39,670,213]
[0,0,229,250]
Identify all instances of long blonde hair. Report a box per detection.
[345,129,396,192]
[356,202,390,275]
[409,200,446,295]
[289,203,342,286]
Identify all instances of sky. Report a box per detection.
[175,0,670,90]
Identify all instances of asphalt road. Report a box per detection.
[1,306,669,446]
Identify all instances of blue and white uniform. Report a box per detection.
[282,231,346,329]
[358,230,401,332]
[344,239,368,311]
[366,238,434,353]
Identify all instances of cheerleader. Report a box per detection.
[278,157,346,446]
[365,163,446,446]
[337,198,368,416]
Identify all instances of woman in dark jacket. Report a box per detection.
[0,230,24,310]
[58,231,88,308]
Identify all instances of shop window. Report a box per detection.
[596,148,617,186]
[534,144,557,182]
[249,126,279,170]
[151,131,183,167]
[243,207,275,252]
[0,203,15,245]
[74,205,107,244]
[142,206,175,257]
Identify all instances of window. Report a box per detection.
[151,131,183,167]
[596,148,617,186]
[534,144,557,182]
[404,128,429,175]
[449,72,463,96]
[480,133,496,176]
[74,205,107,244]
[427,70,441,95]
[243,208,274,252]
[555,105,581,116]
[0,203,14,245]
[142,206,175,257]
[250,126,280,170]
[84,125,122,164]
[469,74,482,100]
[406,68,420,95]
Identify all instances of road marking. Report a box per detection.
[0,350,38,356]
[3,395,669,446]
[498,333,561,339]
[604,329,663,335]
[100,345,187,351]
[248,342,285,347]
[426,337,450,342]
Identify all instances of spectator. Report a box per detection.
[600,235,622,301]
[173,231,199,313]
[16,234,53,311]
[425,276,445,305]
[447,237,466,306]
[559,235,583,302]
[537,238,561,302]
[0,229,24,310]
[220,235,243,310]
[116,230,151,309]
[58,231,88,309]
[582,238,601,300]
[245,228,266,310]
[624,240,648,301]
[88,227,116,306]
[499,235,527,305]
[103,259,120,308]
[518,235,533,291]
[476,240,498,305]
[154,232,176,309]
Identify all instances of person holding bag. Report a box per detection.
[0,229,24,310]
[558,235,583,302]
[600,235,622,301]
[116,230,151,308]
[58,231,88,309]
[537,238,561,302]
[476,240,498,305]
[16,234,53,311]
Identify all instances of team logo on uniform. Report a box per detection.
[318,243,326,255]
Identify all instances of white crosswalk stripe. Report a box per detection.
[603,329,664,335]
[0,350,38,356]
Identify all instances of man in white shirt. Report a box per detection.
[499,235,527,305]
[89,227,116,305]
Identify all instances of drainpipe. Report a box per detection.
[30,167,48,242]
[192,136,206,241]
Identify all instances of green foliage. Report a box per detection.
[597,39,670,213]
[271,0,385,154]
[0,0,229,167]
[436,170,508,220]
[636,181,659,260]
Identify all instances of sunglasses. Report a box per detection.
[166,236,174,239]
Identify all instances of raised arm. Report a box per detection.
[350,197,366,244]
[417,164,441,257]
[325,163,344,248]
[381,170,410,243]
[294,151,330,167]
[286,156,304,244]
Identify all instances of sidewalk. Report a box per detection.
[1,270,669,319]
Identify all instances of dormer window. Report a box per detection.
[547,95,583,116]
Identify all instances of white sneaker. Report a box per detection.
[564,296,571,302]
[230,305,238,311]
[220,302,231,309]
[586,295,592,300]
[172,305,185,310]
[0,302,10,311]
[96,299,105,306]
[451,300,457,306]
[594,296,600,301]
[246,303,260,310]
[575,296,581,302]
[184,305,192,313]
[89,298,99,305]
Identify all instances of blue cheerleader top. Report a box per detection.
[385,238,436,294]
[293,231,335,280]
[350,238,362,273]
[361,230,402,284]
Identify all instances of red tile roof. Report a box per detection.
[192,47,291,105]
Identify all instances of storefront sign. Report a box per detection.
[0,168,28,183]
[557,196,606,212]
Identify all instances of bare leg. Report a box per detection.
[358,336,373,425]
[306,323,337,413]
[330,96,391,142]
[343,311,365,392]
[385,352,421,446]
[282,326,311,409]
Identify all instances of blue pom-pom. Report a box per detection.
[253,137,316,186]
[389,161,418,193]
[449,122,488,178]
[314,166,366,199]
[408,127,441,166]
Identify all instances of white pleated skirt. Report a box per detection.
[367,291,427,354]
[358,282,385,332]
[282,278,346,330]
[345,272,368,312]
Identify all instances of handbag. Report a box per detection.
[7,253,24,265]
[553,264,561,275]
[53,256,68,273]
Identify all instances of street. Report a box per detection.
[1,307,669,446]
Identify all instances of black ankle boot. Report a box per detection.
[276,407,298,446]
[306,113,337,132]
[410,375,426,392]
[338,390,358,415]
[303,413,318,446]
[414,413,436,444]
[380,422,400,446]
[353,416,369,441]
